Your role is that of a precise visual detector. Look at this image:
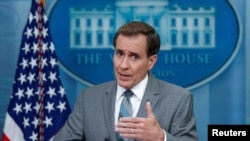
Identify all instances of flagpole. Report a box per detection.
[40,0,46,8]
[2,0,71,140]
[37,1,45,141]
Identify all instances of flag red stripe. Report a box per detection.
[2,133,10,141]
[2,0,71,140]
[2,113,25,141]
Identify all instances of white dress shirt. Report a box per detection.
[114,74,167,141]
[115,74,148,123]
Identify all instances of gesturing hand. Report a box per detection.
[115,101,164,141]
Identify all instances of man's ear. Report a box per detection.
[148,55,157,70]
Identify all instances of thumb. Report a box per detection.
[146,100,155,119]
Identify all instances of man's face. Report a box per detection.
[113,34,157,89]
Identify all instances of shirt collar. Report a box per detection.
[116,74,148,101]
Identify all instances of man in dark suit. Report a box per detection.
[53,21,199,141]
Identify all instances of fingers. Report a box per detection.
[116,101,163,140]
[115,120,138,139]
[116,118,136,128]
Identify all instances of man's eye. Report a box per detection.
[132,55,139,60]
[116,51,123,56]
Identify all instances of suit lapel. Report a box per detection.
[137,74,160,118]
[102,82,118,141]
[101,75,160,140]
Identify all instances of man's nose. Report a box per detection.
[120,56,129,68]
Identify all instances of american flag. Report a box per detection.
[2,0,71,141]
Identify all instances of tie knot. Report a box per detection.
[124,89,133,98]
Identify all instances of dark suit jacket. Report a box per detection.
[53,74,199,141]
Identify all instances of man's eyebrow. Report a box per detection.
[115,49,124,53]
[115,49,123,51]
[115,48,139,56]
[130,52,139,57]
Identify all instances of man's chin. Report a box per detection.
[117,81,132,89]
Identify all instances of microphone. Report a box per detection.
[104,137,110,141]
[147,99,152,103]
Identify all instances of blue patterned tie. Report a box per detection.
[119,90,133,118]
[117,90,134,141]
